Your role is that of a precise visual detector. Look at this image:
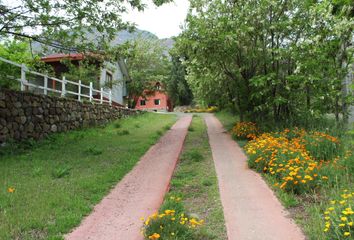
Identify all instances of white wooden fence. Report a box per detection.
[0,56,112,105]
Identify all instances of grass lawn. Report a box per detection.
[0,113,177,240]
[215,111,354,240]
[167,115,227,239]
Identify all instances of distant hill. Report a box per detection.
[32,29,174,55]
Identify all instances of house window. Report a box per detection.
[106,71,113,88]
[154,99,161,105]
[140,100,146,106]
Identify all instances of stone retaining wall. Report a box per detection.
[0,89,138,143]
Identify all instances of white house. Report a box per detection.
[41,53,130,106]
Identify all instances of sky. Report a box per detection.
[122,0,190,39]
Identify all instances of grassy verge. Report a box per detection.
[215,111,354,240]
[143,115,227,239]
[0,113,177,240]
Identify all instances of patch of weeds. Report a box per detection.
[72,132,85,141]
[202,179,213,187]
[117,130,130,136]
[156,130,163,136]
[163,125,171,131]
[32,167,43,177]
[134,124,140,128]
[182,149,204,162]
[52,165,71,179]
[84,146,103,155]
[113,122,121,129]
[188,126,195,132]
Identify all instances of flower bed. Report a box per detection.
[322,190,354,238]
[245,129,340,194]
[141,196,204,239]
[231,122,259,140]
[185,106,218,113]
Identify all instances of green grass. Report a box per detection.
[0,113,177,240]
[167,116,227,239]
[214,110,239,131]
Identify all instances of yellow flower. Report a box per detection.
[341,217,348,222]
[7,187,15,193]
[148,233,160,239]
[344,232,350,237]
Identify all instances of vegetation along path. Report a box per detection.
[204,114,306,240]
[65,116,192,240]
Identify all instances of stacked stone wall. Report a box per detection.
[0,89,138,143]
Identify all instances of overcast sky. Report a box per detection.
[122,0,190,39]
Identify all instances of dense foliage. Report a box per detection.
[166,54,193,106]
[124,36,171,107]
[176,0,353,122]
[0,40,52,89]
[0,0,172,51]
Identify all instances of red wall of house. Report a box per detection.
[135,91,172,112]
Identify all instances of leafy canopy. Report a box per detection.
[0,0,173,51]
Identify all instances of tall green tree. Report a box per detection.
[177,0,353,123]
[124,36,171,107]
[166,54,193,106]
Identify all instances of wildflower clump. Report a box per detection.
[142,196,204,239]
[245,128,338,194]
[231,122,259,140]
[322,190,354,238]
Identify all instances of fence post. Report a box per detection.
[100,88,103,104]
[20,64,26,91]
[61,76,66,97]
[78,80,81,102]
[43,75,48,95]
[109,90,112,106]
[89,82,93,102]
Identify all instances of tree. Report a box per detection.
[0,0,172,51]
[166,54,193,106]
[177,0,353,123]
[124,36,171,107]
[0,39,52,89]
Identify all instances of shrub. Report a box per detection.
[322,190,354,239]
[142,196,204,239]
[231,122,259,140]
[182,150,204,162]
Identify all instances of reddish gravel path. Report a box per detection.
[204,114,306,240]
[65,116,192,240]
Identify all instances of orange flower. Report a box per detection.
[7,187,15,193]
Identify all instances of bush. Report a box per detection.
[322,190,354,239]
[142,196,204,239]
[231,122,259,140]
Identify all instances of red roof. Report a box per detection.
[41,53,84,62]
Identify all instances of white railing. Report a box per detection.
[0,56,112,105]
